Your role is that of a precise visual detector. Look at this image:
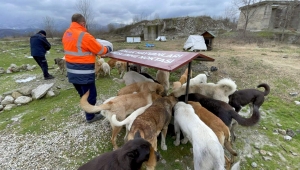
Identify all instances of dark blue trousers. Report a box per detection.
[73,83,97,120]
[33,56,50,78]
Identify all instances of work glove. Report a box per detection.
[106,46,112,53]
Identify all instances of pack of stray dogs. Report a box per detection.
[77,68,270,170]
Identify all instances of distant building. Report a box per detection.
[237,0,300,31]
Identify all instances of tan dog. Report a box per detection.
[111,95,178,170]
[95,61,103,79]
[54,58,66,75]
[179,68,192,84]
[172,78,237,103]
[115,61,127,78]
[156,70,170,93]
[188,101,237,168]
[80,90,162,149]
[172,81,182,90]
[117,81,166,96]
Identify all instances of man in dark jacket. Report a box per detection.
[30,30,54,80]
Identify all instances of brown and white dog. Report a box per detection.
[77,137,160,170]
[172,78,237,103]
[80,90,162,149]
[54,57,66,75]
[117,81,166,96]
[188,101,237,168]
[229,83,270,112]
[107,58,118,68]
[111,95,178,170]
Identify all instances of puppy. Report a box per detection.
[80,90,161,149]
[182,73,207,86]
[113,71,155,86]
[172,81,182,90]
[112,95,178,170]
[188,101,237,167]
[156,70,170,93]
[115,60,127,78]
[78,137,159,170]
[179,68,193,84]
[117,81,166,96]
[173,102,226,170]
[229,83,270,112]
[54,57,66,75]
[172,78,237,103]
[178,93,260,140]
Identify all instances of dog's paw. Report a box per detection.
[181,138,189,144]
[161,144,167,150]
[173,140,180,146]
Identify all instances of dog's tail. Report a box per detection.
[80,91,111,113]
[230,105,260,126]
[257,83,270,96]
[111,103,152,128]
[217,78,237,95]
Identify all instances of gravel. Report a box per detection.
[0,113,112,170]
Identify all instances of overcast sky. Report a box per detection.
[0,0,234,29]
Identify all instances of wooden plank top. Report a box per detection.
[105,49,214,72]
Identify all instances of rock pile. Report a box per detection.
[0,83,56,111]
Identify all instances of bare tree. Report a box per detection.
[153,13,160,20]
[233,0,262,36]
[278,0,300,41]
[107,23,116,32]
[43,16,55,39]
[75,0,95,30]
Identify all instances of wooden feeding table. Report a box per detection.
[105,49,215,102]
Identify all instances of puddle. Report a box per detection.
[15,76,36,83]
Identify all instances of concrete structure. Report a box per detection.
[237,1,300,31]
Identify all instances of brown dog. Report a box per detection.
[111,95,178,170]
[107,58,118,68]
[80,90,162,149]
[179,68,192,84]
[117,81,166,96]
[78,137,160,170]
[54,58,66,75]
[229,83,270,112]
[188,101,237,168]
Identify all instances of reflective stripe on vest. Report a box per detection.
[67,68,95,74]
[64,32,92,56]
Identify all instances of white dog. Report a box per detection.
[182,73,207,86]
[173,102,225,170]
[172,78,237,103]
[101,62,110,76]
[113,71,154,86]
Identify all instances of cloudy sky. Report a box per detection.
[0,0,234,29]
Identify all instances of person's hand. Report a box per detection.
[106,46,112,53]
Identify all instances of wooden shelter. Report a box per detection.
[201,31,215,51]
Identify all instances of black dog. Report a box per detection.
[78,136,160,170]
[177,93,260,141]
[178,93,260,127]
[228,83,270,112]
